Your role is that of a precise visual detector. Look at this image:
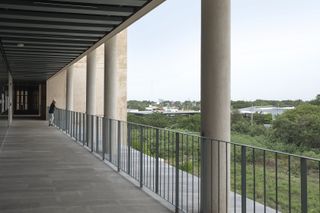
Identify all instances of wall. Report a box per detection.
[47,69,66,109]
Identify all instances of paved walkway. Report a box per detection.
[0,120,172,213]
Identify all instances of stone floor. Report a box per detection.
[0,120,172,213]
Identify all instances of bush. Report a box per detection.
[272,104,320,148]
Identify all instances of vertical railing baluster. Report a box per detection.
[175,133,180,213]
[263,151,266,213]
[109,119,112,162]
[301,158,308,213]
[275,153,278,213]
[318,161,320,212]
[241,146,247,213]
[155,128,160,194]
[218,141,221,213]
[82,113,85,145]
[76,112,79,141]
[226,142,229,213]
[253,148,256,213]
[140,126,143,188]
[90,115,93,151]
[288,156,291,213]
[127,123,131,175]
[96,116,99,153]
[71,111,74,137]
[234,144,236,213]
[117,120,121,172]
[102,117,106,160]
[66,110,68,133]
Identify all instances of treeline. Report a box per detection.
[128,95,320,111]
[128,100,200,111]
[128,113,201,132]
[128,95,320,150]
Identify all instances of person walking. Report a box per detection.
[48,100,56,126]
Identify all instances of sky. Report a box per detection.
[127,0,320,101]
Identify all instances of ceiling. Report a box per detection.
[0,0,154,81]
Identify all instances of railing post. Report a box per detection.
[73,111,75,138]
[72,111,74,137]
[55,109,58,127]
[82,113,85,145]
[57,109,61,129]
[109,119,112,162]
[91,115,94,152]
[175,133,180,213]
[140,126,143,188]
[127,123,131,175]
[301,158,308,213]
[60,110,62,128]
[71,111,73,137]
[65,110,68,134]
[241,146,247,213]
[155,128,160,194]
[79,113,82,142]
[96,116,99,153]
[84,113,86,145]
[117,120,121,172]
[76,112,78,141]
[102,117,106,160]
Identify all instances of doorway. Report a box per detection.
[14,84,40,116]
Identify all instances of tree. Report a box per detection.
[272,104,320,148]
[309,94,320,105]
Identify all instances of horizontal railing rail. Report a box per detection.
[52,108,320,213]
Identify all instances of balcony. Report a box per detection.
[0,120,171,213]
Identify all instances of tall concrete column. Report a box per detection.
[86,49,97,146]
[103,30,127,157]
[66,66,74,132]
[200,0,230,212]
[104,30,127,121]
[8,72,12,126]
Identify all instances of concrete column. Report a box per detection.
[200,0,230,212]
[66,66,74,132]
[8,72,12,126]
[103,30,127,156]
[66,66,74,111]
[86,49,97,146]
[104,30,127,120]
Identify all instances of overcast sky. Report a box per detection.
[127,0,320,101]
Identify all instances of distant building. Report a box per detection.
[145,105,159,111]
[238,106,295,119]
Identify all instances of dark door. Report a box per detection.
[14,85,39,115]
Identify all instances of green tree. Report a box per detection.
[272,104,320,148]
[309,94,320,105]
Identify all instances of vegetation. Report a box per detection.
[272,104,320,148]
[128,100,201,111]
[127,95,320,212]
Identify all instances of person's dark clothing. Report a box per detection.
[49,103,55,114]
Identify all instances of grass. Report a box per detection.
[128,124,320,212]
[231,150,320,213]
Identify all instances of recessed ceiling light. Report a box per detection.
[17,43,24,47]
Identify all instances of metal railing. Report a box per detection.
[52,108,320,213]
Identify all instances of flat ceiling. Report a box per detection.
[0,0,152,81]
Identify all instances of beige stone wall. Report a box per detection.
[47,69,66,109]
[72,56,87,113]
